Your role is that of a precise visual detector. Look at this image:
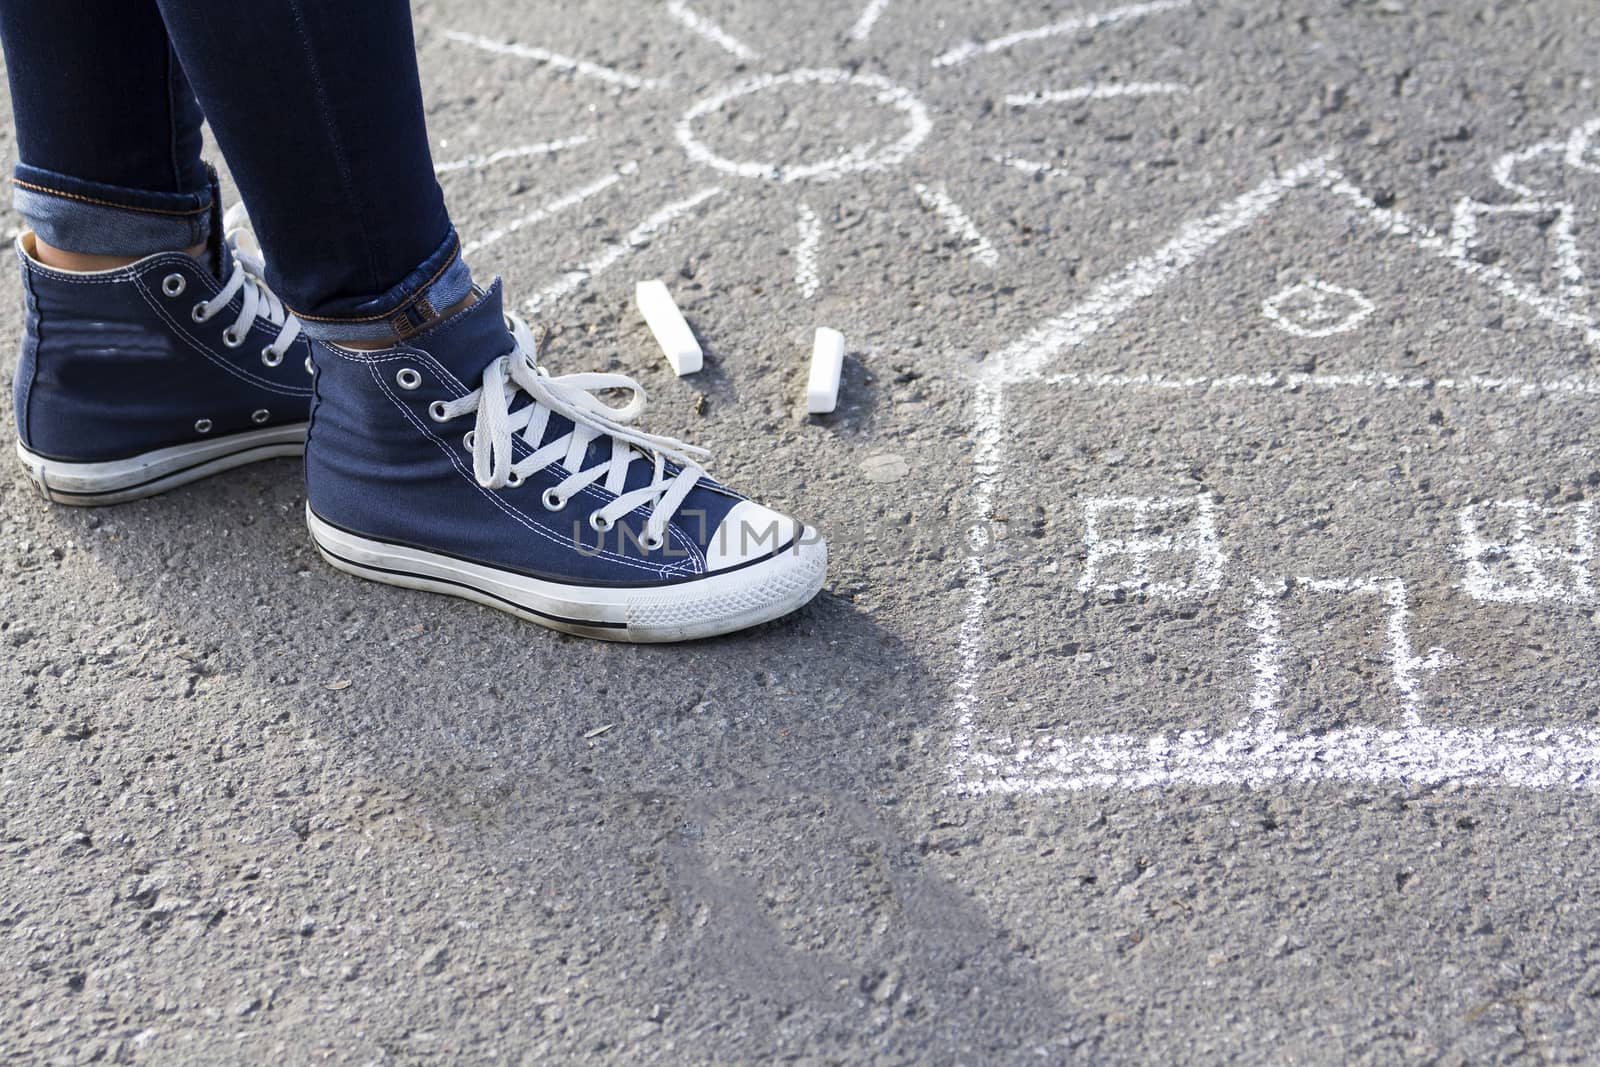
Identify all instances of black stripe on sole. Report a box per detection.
[34,442,304,500]
[315,542,630,631]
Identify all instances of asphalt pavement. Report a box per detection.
[4,1,1600,1062]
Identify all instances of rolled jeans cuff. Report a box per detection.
[289,229,474,344]
[11,162,213,256]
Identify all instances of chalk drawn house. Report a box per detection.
[951,119,1600,793]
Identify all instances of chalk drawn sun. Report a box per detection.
[434,0,1198,314]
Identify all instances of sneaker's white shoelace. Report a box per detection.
[436,313,710,546]
[193,204,302,360]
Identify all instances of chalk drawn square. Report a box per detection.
[1459,500,1595,606]
[1076,496,1224,600]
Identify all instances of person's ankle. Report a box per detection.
[338,290,480,350]
[33,235,206,272]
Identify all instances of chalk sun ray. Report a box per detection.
[442,30,662,91]
[665,1,761,60]
[932,0,1193,68]
[434,136,594,175]
[524,187,725,313]
[848,0,893,42]
[794,202,822,299]
[466,163,639,257]
[1004,82,1191,108]
[914,183,999,268]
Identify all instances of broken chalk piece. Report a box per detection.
[635,279,702,376]
[807,327,845,414]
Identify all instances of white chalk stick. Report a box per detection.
[635,279,702,376]
[807,327,845,414]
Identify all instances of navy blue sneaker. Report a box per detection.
[12,220,312,505]
[304,282,827,642]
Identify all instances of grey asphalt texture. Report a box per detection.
[5,1,1600,1063]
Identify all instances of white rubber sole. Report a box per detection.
[307,504,828,643]
[16,423,308,505]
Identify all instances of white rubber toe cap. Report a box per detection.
[705,499,806,572]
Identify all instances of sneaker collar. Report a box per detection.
[387,279,516,381]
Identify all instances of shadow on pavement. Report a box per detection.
[24,459,1086,1060]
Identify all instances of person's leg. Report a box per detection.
[152,0,468,344]
[1,1,314,503]
[26,1,823,635]
[0,0,214,266]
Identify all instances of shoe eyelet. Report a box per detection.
[194,418,213,434]
[588,513,613,533]
[428,400,450,422]
[222,328,244,349]
[396,367,422,390]
[505,471,524,488]
[261,346,284,367]
[642,532,665,551]
[542,488,566,512]
[252,408,270,424]
[191,303,211,323]
[161,273,187,297]
[462,431,476,450]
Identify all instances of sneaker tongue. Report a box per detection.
[407,279,517,380]
[213,237,234,284]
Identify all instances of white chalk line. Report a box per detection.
[914,183,1000,268]
[1453,197,1586,295]
[1485,119,1599,220]
[990,155,1061,178]
[665,1,761,60]
[848,0,893,42]
[522,186,723,313]
[1036,368,1600,400]
[434,136,593,175]
[442,30,661,91]
[794,202,821,300]
[465,163,637,257]
[999,154,1599,387]
[1245,579,1283,736]
[1245,577,1448,733]
[994,153,1335,384]
[1317,169,1600,350]
[933,0,1194,68]
[945,380,1005,791]
[957,724,1600,794]
[1004,82,1192,108]
[1454,125,1596,305]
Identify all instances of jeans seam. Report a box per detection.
[163,44,182,193]
[286,0,382,296]
[11,177,209,217]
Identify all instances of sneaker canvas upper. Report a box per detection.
[306,282,813,589]
[13,233,312,463]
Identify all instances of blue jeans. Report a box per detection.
[0,0,469,341]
